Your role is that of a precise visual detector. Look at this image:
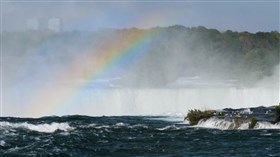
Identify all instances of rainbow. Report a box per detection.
[24,29,156,117]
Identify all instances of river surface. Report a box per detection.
[0,106,280,156]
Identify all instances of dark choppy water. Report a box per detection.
[1,107,280,156]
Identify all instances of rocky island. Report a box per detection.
[185,103,280,129]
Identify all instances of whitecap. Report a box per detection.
[88,123,97,127]
[80,123,97,128]
[238,122,249,130]
[0,121,74,133]
[196,117,235,130]
[195,117,280,130]
[261,133,272,136]
[0,140,5,146]
[115,122,127,127]
[95,125,110,129]
[128,124,148,129]
[133,124,148,128]
[157,125,179,131]
[254,122,280,129]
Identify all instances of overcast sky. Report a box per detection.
[2,0,280,32]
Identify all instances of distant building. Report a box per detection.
[26,17,63,32]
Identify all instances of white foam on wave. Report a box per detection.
[81,123,148,129]
[80,123,97,129]
[238,123,249,130]
[115,122,127,127]
[255,122,280,129]
[0,121,74,133]
[95,125,110,129]
[196,117,235,130]
[128,124,148,129]
[0,140,5,146]
[183,119,190,125]
[157,125,180,131]
[196,117,280,130]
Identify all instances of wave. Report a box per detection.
[128,124,148,129]
[79,122,148,130]
[254,121,280,129]
[115,123,149,129]
[0,140,5,147]
[115,122,127,127]
[0,121,73,133]
[196,117,236,130]
[196,117,280,130]
[157,125,180,131]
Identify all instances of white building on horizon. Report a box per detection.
[26,17,63,32]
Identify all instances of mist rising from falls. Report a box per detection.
[51,88,279,116]
[2,28,279,117]
[3,87,278,117]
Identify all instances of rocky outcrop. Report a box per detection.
[275,103,280,123]
[186,104,280,129]
[185,109,257,129]
[185,105,280,130]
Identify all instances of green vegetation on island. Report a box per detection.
[185,109,216,125]
[185,109,259,129]
[185,103,280,129]
[249,117,257,129]
[275,103,280,123]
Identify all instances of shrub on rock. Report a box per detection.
[249,117,257,129]
[275,103,280,123]
[185,109,215,125]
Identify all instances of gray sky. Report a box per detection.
[2,1,279,32]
